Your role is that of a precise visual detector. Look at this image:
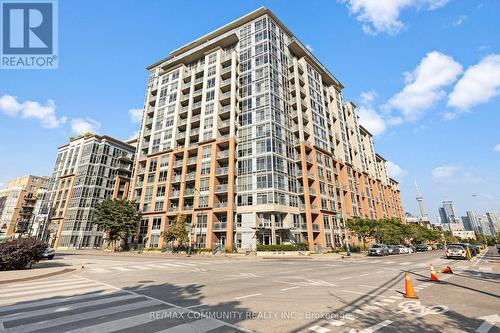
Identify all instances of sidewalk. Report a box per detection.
[0,265,77,284]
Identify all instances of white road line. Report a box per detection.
[353,309,369,315]
[362,305,381,311]
[359,273,370,277]
[90,268,111,273]
[63,308,185,333]
[129,265,153,270]
[339,276,351,281]
[389,295,401,299]
[309,325,330,333]
[0,290,116,313]
[1,281,97,298]
[0,279,90,293]
[172,262,198,267]
[161,263,183,267]
[329,320,345,327]
[398,262,412,265]
[156,318,224,333]
[473,249,488,267]
[373,302,386,307]
[0,278,87,290]
[110,266,133,272]
[234,293,262,300]
[281,286,301,291]
[382,298,396,303]
[3,300,159,333]
[2,294,140,321]
[359,320,393,333]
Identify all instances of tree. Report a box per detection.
[162,214,189,250]
[93,199,140,250]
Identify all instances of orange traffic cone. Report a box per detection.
[441,266,453,274]
[404,272,418,299]
[430,264,439,282]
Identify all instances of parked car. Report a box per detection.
[396,245,409,254]
[446,244,467,259]
[427,245,433,251]
[42,247,55,260]
[415,244,428,252]
[437,243,445,250]
[388,245,396,255]
[407,245,415,253]
[368,244,389,256]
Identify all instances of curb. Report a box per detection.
[0,268,76,285]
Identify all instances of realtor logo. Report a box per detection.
[1,0,58,69]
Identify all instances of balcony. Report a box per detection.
[171,175,182,183]
[220,78,231,89]
[214,202,228,208]
[220,91,231,105]
[216,167,229,175]
[183,204,194,210]
[189,128,199,136]
[186,172,196,181]
[180,107,189,116]
[192,102,202,111]
[217,150,230,159]
[184,188,195,197]
[167,207,178,212]
[215,184,228,193]
[186,157,197,165]
[219,105,231,116]
[170,190,180,198]
[221,66,232,78]
[309,188,317,196]
[219,119,231,129]
[213,222,227,231]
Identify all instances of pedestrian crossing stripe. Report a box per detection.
[0,276,245,333]
[309,325,330,333]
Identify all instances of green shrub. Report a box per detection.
[257,244,297,251]
[144,247,162,252]
[295,242,309,251]
[0,237,48,270]
[195,248,212,254]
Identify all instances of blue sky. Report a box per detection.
[1,0,499,219]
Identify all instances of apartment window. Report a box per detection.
[207,66,216,77]
[154,201,163,212]
[203,117,213,129]
[238,143,252,157]
[168,93,177,103]
[205,103,214,115]
[198,195,209,208]
[200,178,210,191]
[197,214,208,228]
[200,162,211,175]
[208,53,217,64]
[156,185,165,197]
[158,171,167,182]
[149,234,159,248]
[206,90,215,101]
[203,131,212,141]
[257,174,272,189]
[206,78,215,89]
[202,145,211,159]
[256,156,271,171]
[238,159,252,174]
[152,217,162,230]
[237,194,253,206]
[160,155,168,168]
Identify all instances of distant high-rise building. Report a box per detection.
[45,133,136,248]
[439,207,449,224]
[443,201,455,222]
[0,175,49,237]
[414,181,427,219]
[461,216,473,231]
[486,212,500,235]
[477,215,493,236]
[466,211,481,232]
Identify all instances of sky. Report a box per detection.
[1,0,499,219]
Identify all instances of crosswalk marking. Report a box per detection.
[90,267,111,273]
[0,290,115,314]
[1,294,140,321]
[382,298,396,303]
[161,263,183,267]
[0,278,89,293]
[398,262,412,265]
[156,318,225,333]
[62,307,184,333]
[130,265,153,270]
[309,325,330,333]
[329,320,345,327]
[3,299,159,333]
[1,281,97,298]
[0,278,87,290]
[110,266,133,272]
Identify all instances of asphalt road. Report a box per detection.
[0,247,498,333]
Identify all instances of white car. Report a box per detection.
[42,247,55,260]
[396,245,409,254]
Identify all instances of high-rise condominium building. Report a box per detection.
[0,175,49,238]
[45,133,135,248]
[130,7,403,252]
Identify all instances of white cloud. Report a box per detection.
[452,15,467,27]
[387,161,408,178]
[128,108,143,123]
[431,164,482,184]
[0,94,67,128]
[447,54,500,113]
[357,106,387,136]
[340,0,449,35]
[305,44,314,52]
[357,91,387,135]
[494,143,500,152]
[432,165,462,182]
[71,117,101,135]
[384,51,463,121]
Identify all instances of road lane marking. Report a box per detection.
[1,281,98,298]
[356,320,393,333]
[360,273,370,277]
[110,266,132,272]
[234,293,262,300]
[329,320,345,327]
[382,298,396,303]
[309,325,330,332]
[281,286,301,291]
[339,276,351,280]
[0,278,88,289]
[90,268,111,273]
